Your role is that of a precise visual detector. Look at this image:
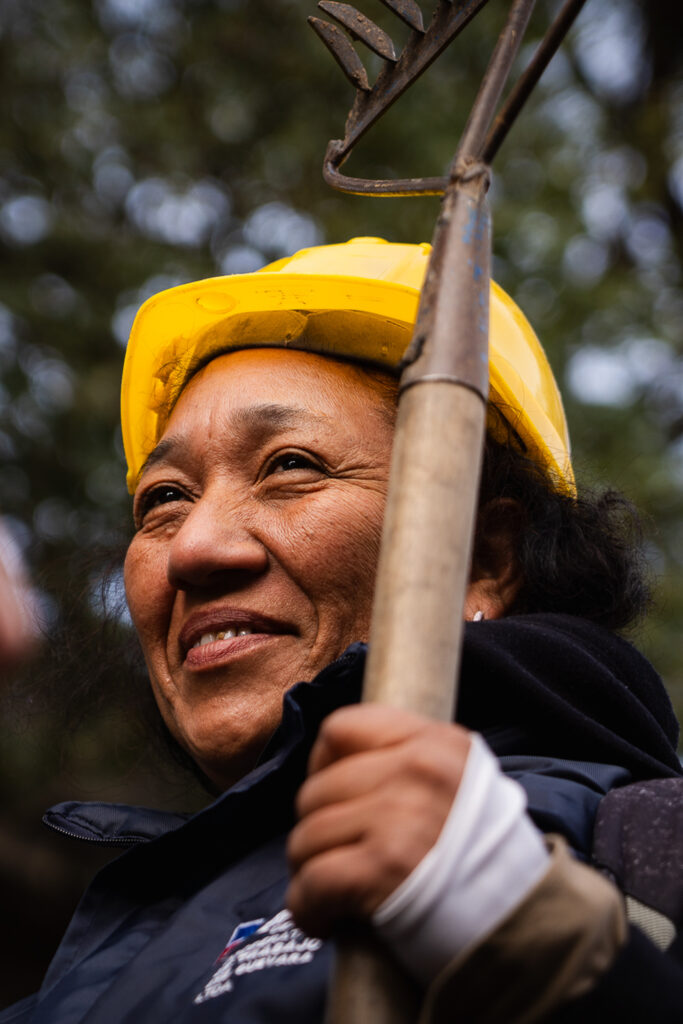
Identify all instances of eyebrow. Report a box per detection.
[139,403,327,477]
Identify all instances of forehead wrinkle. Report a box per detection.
[236,402,318,431]
[228,403,329,445]
[140,403,329,480]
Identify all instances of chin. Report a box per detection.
[177,713,281,792]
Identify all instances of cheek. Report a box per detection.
[325,493,384,587]
[280,489,386,615]
[123,538,174,648]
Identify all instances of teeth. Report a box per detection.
[193,627,254,649]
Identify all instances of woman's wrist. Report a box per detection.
[373,733,550,984]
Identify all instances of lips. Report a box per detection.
[178,607,295,660]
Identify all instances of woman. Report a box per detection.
[4,238,682,1023]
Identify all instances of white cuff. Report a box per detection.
[372,733,550,985]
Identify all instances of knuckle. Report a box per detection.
[296,852,377,923]
[364,786,449,881]
[405,725,468,792]
[371,823,422,884]
[405,742,448,789]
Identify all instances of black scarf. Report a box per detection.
[457,613,681,779]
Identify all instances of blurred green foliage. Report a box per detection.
[0,0,682,1000]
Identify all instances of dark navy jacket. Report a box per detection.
[3,616,682,1022]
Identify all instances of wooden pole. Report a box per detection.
[364,181,491,718]
[326,172,491,1024]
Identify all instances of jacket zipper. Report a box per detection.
[44,820,147,846]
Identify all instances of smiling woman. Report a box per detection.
[5,239,682,1024]
[126,349,395,788]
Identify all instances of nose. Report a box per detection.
[166,490,268,592]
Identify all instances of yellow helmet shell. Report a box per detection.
[121,236,573,493]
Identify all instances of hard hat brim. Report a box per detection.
[122,269,574,494]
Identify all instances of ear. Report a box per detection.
[464,499,524,622]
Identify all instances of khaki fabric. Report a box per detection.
[624,896,676,951]
[420,835,627,1024]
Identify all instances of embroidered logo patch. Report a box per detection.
[194,909,323,1003]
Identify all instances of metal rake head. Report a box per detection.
[309,0,588,196]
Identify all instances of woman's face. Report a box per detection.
[124,349,395,789]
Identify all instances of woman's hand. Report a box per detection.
[286,704,471,938]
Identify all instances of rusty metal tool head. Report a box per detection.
[310,0,589,196]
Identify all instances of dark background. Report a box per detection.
[1,0,682,1007]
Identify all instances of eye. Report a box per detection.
[135,484,187,524]
[267,451,324,475]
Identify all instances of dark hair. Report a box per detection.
[360,367,651,632]
[476,429,651,631]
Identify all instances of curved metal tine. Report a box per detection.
[454,0,536,165]
[319,2,398,62]
[310,0,493,194]
[322,153,448,195]
[378,0,425,33]
[333,2,489,152]
[482,0,588,163]
[308,17,371,91]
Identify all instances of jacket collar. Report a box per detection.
[43,644,366,848]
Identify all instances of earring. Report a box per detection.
[472,610,485,622]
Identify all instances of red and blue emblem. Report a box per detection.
[216,918,266,962]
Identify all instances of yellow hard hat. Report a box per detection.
[121,236,573,493]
